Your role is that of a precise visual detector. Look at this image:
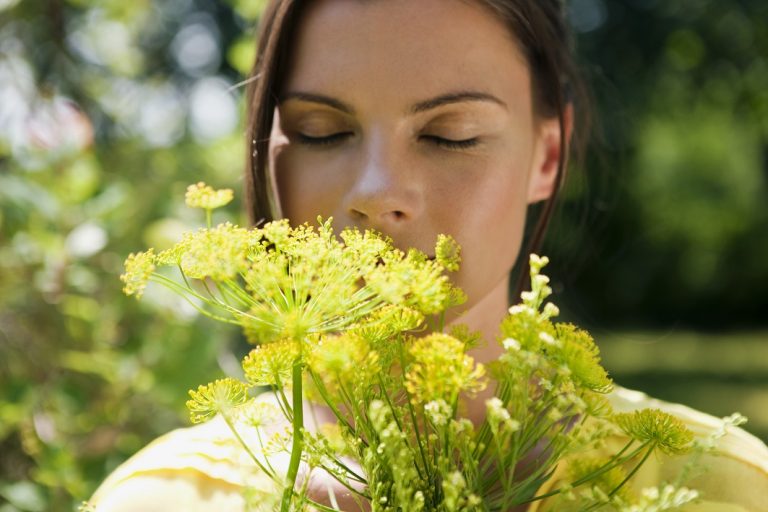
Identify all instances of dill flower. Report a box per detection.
[120,249,156,298]
[448,324,484,350]
[554,323,613,394]
[424,399,452,427]
[239,399,281,429]
[180,223,252,281]
[498,309,556,353]
[441,471,481,511]
[529,253,550,273]
[264,427,293,455]
[405,333,486,405]
[317,423,349,456]
[242,340,300,387]
[365,249,456,315]
[621,485,699,512]
[236,218,456,345]
[306,333,379,386]
[368,400,426,510]
[184,182,234,210]
[485,397,520,435]
[614,409,694,455]
[186,377,249,424]
[435,234,461,272]
[122,185,716,510]
[351,305,425,351]
[340,225,393,269]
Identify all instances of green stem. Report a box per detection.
[280,358,304,512]
[520,440,647,505]
[608,443,655,497]
[221,413,277,481]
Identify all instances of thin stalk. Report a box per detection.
[308,371,358,437]
[221,279,258,308]
[280,359,305,512]
[255,427,278,477]
[608,444,654,497]
[520,440,648,505]
[398,344,432,483]
[318,464,370,497]
[379,374,426,482]
[579,443,657,512]
[150,275,241,325]
[271,383,293,422]
[221,413,277,481]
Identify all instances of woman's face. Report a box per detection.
[269,0,562,312]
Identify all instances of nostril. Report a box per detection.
[350,208,367,220]
[393,210,405,220]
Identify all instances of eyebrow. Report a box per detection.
[280,90,507,116]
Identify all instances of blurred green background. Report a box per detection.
[0,0,766,510]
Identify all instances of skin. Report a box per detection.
[270,0,564,357]
[267,0,568,508]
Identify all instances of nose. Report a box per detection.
[342,132,423,232]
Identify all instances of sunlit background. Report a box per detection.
[0,0,766,510]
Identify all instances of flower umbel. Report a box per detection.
[405,333,486,405]
[185,181,234,210]
[242,340,300,387]
[186,378,249,424]
[614,409,694,455]
[435,234,461,272]
[120,249,155,298]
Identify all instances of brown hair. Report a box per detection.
[244,0,590,290]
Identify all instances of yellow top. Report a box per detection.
[89,388,768,511]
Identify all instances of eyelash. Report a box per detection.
[297,133,479,150]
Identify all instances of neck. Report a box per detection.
[453,274,510,363]
[450,274,511,425]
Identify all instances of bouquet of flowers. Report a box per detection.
[119,183,728,512]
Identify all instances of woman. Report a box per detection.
[89,1,768,510]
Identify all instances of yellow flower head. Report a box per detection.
[351,305,425,342]
[613,408,694,455]
[307,333,378,381]
[435,234,461,272]
[180,223,252,281]
[242,340,300,387]
[365,249,457,315]
[184,182,234,210]
[120,249,156,298]
[239,399,281,429]
[554,323,613,394]
[186,377,249,424]
[405,333,486,405]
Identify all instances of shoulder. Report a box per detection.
[87,397,281,512]
[608,387,768,510]
[532,386,768,511]
[608,387,768,475]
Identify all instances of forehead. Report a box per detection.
[283,0,533,115]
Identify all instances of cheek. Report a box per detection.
[439,162,531,307]
[271,146,352,224]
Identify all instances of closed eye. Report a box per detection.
[420,135,479,150]
[296,132,478,150]
[296,132,353,146]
